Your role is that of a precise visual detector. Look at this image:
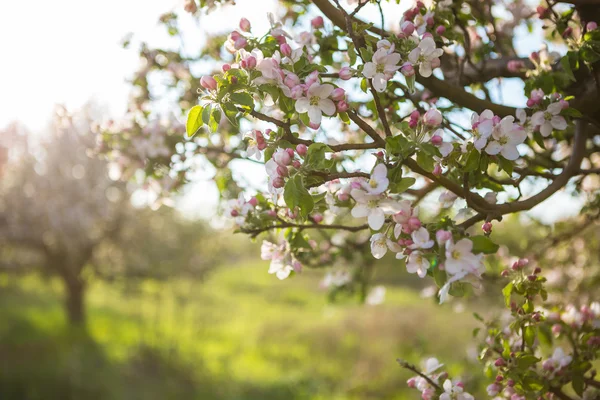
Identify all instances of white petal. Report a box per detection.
[307,106,322,125]
[315,83,334,98]
[501,144,519,160]
[408,48,420,64]
[294,98,310,113]
[484,141,502,155]
[351,204,370,218]
[419,62,432,78]
[368,208,385,230]
[540,121,553,137]
[318,98,336,116]
[362,62,376,78]
[372,74,387,92]
[551,116,567,130]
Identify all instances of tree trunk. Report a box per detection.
[64,277,86,327]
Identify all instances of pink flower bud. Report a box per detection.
[292,160,301,169]
[230,209,239,217]
[410,110,420,120]
[337,192,350,201]
[404,9,416,22]
[274,150,292,166]
[408,217,421,231]
[430,135,443,145]
[526,99,536,108]
[559,99,569,109]
[277,165,289,177]
[257,142,267,150]
[280,43,292,57]
[482,221,492,234]
[336,100,349,113]
[200,75,218,90]
[587,21,598,31]
[407,377,417,388]
[423,108,442,127]
[230,76,238,84]
[562,26,572,38]
[436,25,446,35]
[534,267,542,274]
[266,210,277,218]
[311,16,324,29]
[285,148,294,158]
[494,358,506,367]
[432,163,442,177]
[339,66,353,80]
[408,119,418,128]
[239,17,251,32]
[436,230,452,244]
[501,269,510,277]
[422,32,433,39]
[530,51,540,63]
[248,197,258,207]
[222,63,231,72]
[416,1,425,9]
[296,144,307,156]
[518,258,528,267]
[400,62,415,77]
[184,0,197,13]
[290,85,304,99]
[536,6,548,18]
[230,31,242,41]
[284,73,300,88]
[542,360,554,371]
[305,70,319,87]
[426,15,434,26]
[313,214,323,223]
[272,177,285,188]
[242,55,256,69]
[401,21,415,36]
[331,88,346,101]
[234,37,248,50]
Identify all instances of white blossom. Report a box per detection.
[362,47,401,92]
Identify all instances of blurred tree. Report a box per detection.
[0,107,127,327]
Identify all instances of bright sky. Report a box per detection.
[0,0,582,224]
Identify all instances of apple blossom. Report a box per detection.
[294,83,336,125]
[200,75,217,90]
[531,102,568,137]
[361,163,389,195]
[445,239,484,276]
[338,66,353,80]
[405,251,430,278]
[362,47,401,92]
[350,189,402,230]
[408,37,443,78]
[239,17,251,32]
[588,21,598,31]
[410,227,434,249]
[484,116,527,160]
[439,380,474,400]
[370,233,401,259]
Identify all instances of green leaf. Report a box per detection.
[524,325,536,347]
[304,143,334,170]
[389,177,416,194]
[464,149,480,172]
[202,104,212,125]
[230,92,254,108]
[470,235,500,254]
[283,175,314,219]
[572,374,585,396]
[186,105,203,138]
[209,107,221,133]
[560,55,576,82]
[502,282,513,307]
[416,151,434,173]
[497,156,514,176]
[516,354,539,370]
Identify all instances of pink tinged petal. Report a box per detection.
[394,224,402,239]
[307,106,322,125]
[430,48,444,58]
[501,144,519,160]
[295,98,310,113]
[350,188,368,202]
[417,262,428,278]
[547,102,562,115]
[455,238,473,253]
[368,208,386,230]
[439,142,453,157]
[478,119,494,137]
[531,111,545,126]
[362,62,376,78]
[484,141,502,155]
[540,121,553,137]
[351,204,370,218]
[315,83,334,98]
[276,266,292,280]
[372,163,387,180]
[551,116,567,130]
[318,98,336,116]
[371,239,388,259]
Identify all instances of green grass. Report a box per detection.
[0,262,486,400]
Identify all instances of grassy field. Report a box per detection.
[0,262,487,400]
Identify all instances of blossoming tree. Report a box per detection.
[98,0,600,398]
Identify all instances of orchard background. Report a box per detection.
[1,0,600,399]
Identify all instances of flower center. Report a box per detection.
[452,250,461,260]
[376,63,385,73]
[367,200,378,208]
[310,96,320,106]
[369,178,378,188]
